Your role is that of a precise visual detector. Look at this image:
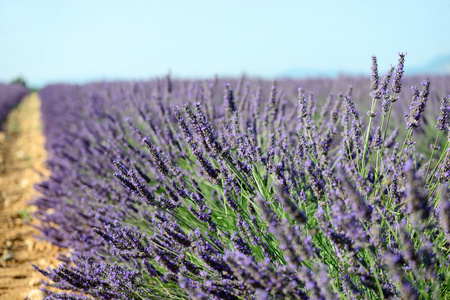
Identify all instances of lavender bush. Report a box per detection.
[0,83,28,128]
[33,55,450,299]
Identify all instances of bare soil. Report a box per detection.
[0,94,60,300]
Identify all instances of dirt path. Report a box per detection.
[0,93,60,300]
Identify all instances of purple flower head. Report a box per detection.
[370,55,379,94]
[391,52,407,94]
[435,96,449,131]
[406,79,430,130]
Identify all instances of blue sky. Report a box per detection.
[1,0,449,87]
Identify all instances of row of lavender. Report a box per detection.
[34,56,450,299]
[0,83,28,128]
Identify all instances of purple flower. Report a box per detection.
[391,52,406,94]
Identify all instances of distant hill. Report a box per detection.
[278,68,339,79]
[280,54,450,79]
[407,55,450,75]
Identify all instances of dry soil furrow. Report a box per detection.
[0,93,60,300]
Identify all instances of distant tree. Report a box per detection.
[10,77,27,88]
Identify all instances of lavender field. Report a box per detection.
[0,83,28,129]
[20,55,449,299]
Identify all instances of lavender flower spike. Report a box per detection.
[391,52,406,94]
[370,55,379,95]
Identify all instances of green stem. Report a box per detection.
[399,128,413,159]
[375,103,394,173]
[425,131,441,181]
[427,139,449,186]
[361,97,377,170]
